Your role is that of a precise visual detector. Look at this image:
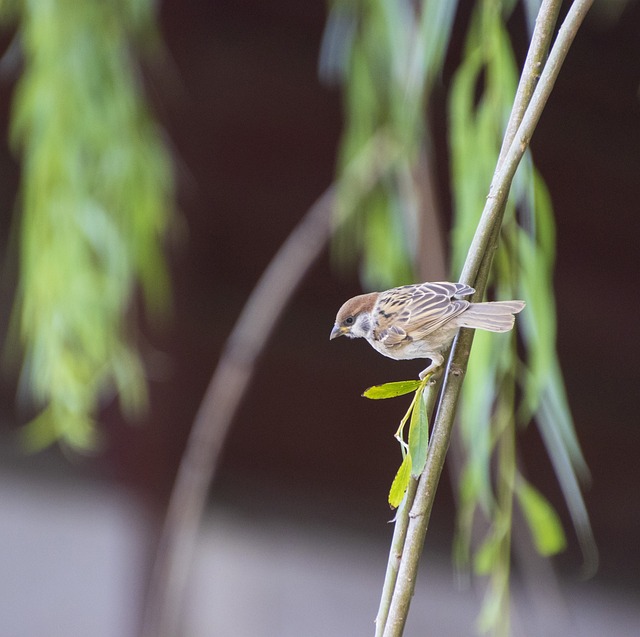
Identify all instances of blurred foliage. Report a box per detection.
[324,0,596,634]
[450,4,596,632]
[321,0,457,289]
[1,0,173,450]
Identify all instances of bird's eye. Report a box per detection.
[344,316,354,325]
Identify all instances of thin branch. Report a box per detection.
[142,131,403,637]
[380,1,594,634]
[141,188,335,637]
[374,378,440,637]
[497,0,562,169]
[375,478,419,637]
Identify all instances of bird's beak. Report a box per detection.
[330,324,345,340]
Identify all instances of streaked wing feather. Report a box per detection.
[376,324,409,346]
[410,298,469,338]
[373,282,472,345]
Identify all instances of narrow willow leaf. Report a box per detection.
[473,533,501,576]
[361,192,414,290]
[21,405,101,453]
[417,0,458,94]
[408,387,428,476]
[20,408,60,452]
[516,479,567,557]
[389,453,412,508]
[536,397,596,572]
[545,362,589,479]
[476,581,505,635]
[363,379,421,399]
[460,330,496,514]
[112,344,149,419]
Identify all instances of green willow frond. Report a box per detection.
[449,2,594,632]
[325,0,458,290]
[3,0,173,449]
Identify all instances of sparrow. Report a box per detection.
[330,281,525,378]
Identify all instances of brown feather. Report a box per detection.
[373,282,473,343]
[334,292,379,324]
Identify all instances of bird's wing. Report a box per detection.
[373,282,473,346]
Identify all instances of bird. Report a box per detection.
[330,281,525,378]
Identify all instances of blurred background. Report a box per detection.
[0,1,639,636]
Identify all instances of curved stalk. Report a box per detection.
[141,188,336,637]
[142,132,402,637]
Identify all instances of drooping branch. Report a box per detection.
[141,187,336,637]
[142,132,402,637]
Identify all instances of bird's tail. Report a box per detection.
[459,300,525,333]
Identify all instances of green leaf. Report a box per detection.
[388,453,412,508]
[408,387,428,476]
[473,532,501,575]
[459,329,496,514]
[363,379,421,399]
[516,479,567,556]
[476,579,506,634]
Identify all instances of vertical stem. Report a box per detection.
[497,0,562,168]
[382,354,471,637]
[375,478,418,637]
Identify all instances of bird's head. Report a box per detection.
[330,292,378,340]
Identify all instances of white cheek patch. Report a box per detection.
[350,314,373,338]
